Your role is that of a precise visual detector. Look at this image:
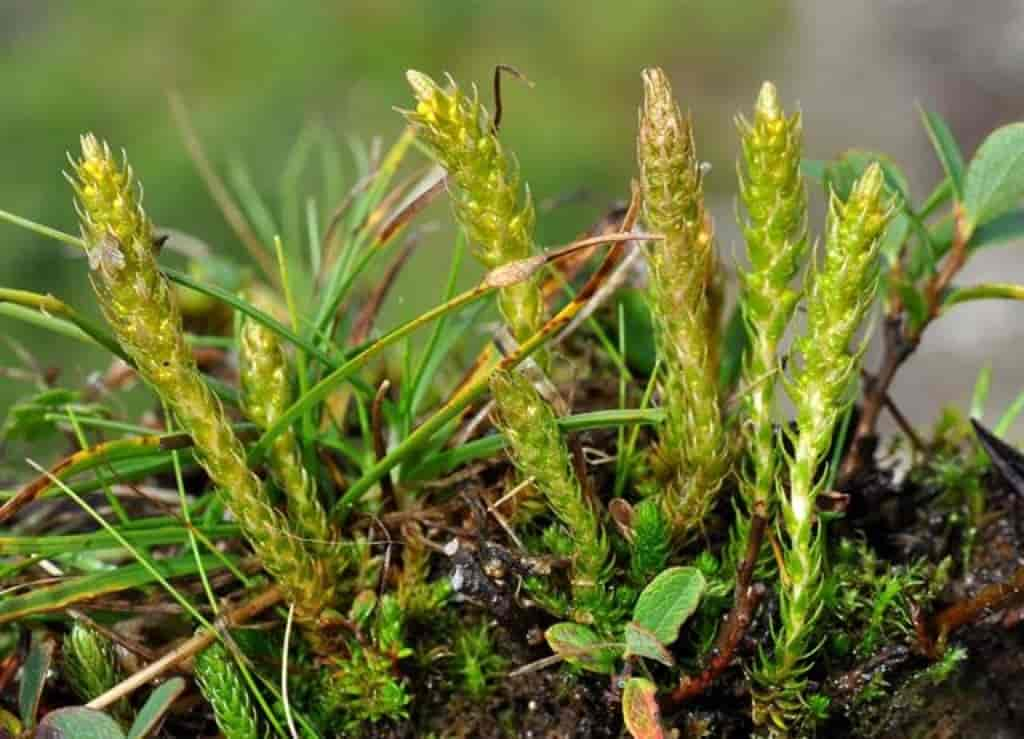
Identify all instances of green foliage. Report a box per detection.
[19,634,54,729]
[320,594,412,733]
[631,566,705,645]
[194,643,262,739]
[827,540,947,660]
[629,498,671,584]
[543,622,620,675]
[62,624,126,721]
[2,388,108,443]
[4,58,1024,739]
[963,123,1024,236]
[451,621,506,700]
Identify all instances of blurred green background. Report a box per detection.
[2,0,1024,433]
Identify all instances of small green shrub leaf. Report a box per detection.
[964,123,1024,236]
[623,622,675,666]
[544,623,621,674]
[919,108,965,198]
[621,678,666,739]
[35,708,126,739]
[127,678,185,739]
[19,635,55,727]
[632,566,705,645]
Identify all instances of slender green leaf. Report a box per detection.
[0,553,231,624]
[963,123,1024,236]
[942,282,1024,309]
[970,364,992,421]
[0,525,239,556]
[163,267,336,369]
[919,177,954,219]
[995,390,1024,437]
[632,566,705,646]
[19,636,54,727]
[918,107,965,198]
[126,678,186,739]
[403,408,663,480]
[718,301,748,394]
[879,211,912,267]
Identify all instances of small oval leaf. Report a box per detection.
[624,622,675,667]
[633,566,705,646]
[35,708,126,739]
[622,678,666,739]
[964,123,1024,235]
[544,623,621,675]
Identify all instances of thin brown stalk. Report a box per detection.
[669,515,767,704]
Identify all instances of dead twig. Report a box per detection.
[371,380,395,505]
[491,65,533,134]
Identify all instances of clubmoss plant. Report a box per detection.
[69,135,336,624]
[320,593,412,732]
[404,71,610,617]
[62,623,122,708]
[756,164,893,733]
[637,67,728,541]
[403,70,543,346]
[194,643,262,739]
[239,311,336,551]
[629,497,671,584]
[491,369,611,620]
[736,82,808,521]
